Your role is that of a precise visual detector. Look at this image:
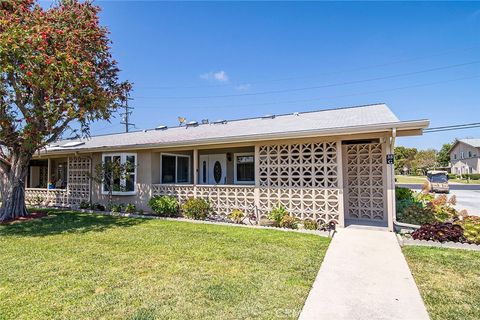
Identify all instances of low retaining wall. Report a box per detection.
[396,234,480,251]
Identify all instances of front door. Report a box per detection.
[199,154,227,185]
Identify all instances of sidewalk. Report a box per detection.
[299,228,429,320]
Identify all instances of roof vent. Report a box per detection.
[261,114,275,119]
[213,119,227,124]
[293,112,299,116]
[155,125,168,130]
[186,121,198,127]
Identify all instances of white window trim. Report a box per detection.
[101,153,137,196]
[233,152,255,185]
[160,153,191,184]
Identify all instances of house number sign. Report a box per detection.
[386,154,394,165]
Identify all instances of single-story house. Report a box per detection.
[449,139,480,175]
[26,103,429,230]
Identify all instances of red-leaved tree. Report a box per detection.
[0,0,131,221]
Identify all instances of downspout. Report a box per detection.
[390,128,421,230]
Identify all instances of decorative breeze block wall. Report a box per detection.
[345,143,385,221]
[67,157,91,206]
[258,141,340,224]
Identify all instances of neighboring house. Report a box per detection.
[449,139,480,175]
[25,103,429,230]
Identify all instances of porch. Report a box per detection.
[25,157,91,207]
[26,137,395,229]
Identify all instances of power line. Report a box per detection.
[134,44,480,90]
[424,123,480,133]
[131,74,480,110]
[133,60,480,100]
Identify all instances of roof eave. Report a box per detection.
[36,119,430,156]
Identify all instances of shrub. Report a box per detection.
[79,201,90,209]
[228,209,245,224]
[456,216,480,244]
[124,203,136,213]
[319,221,337,231]
[465,173,480,180]
[425,194,459,222]
[447,173,457,180]
[110,203,123,213]
[280,215,298,229]
[268,205,288,226]
[91,203,106,211]
[303,219,318,230]
[397,202,436,225]
[396,187,414,202]
[397,190,462,225]
[411,222,465,243]
[148,195,178,217]
[182,198,212,220]
[137,209,144,215]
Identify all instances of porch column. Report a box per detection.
[46,158,51,204]
[336,141,345,228]
[193,148,198,198]
[254,144,260,223]
[47,158,51,190]
[385,134,396,231]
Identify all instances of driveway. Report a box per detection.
[397,183,480,216]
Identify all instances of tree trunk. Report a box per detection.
[0,152,31,222]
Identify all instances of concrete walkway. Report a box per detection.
[299,228,429,320]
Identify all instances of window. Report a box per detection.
[102,153,137,195]
[461,152,464,159]
[454,154,457,160]
[234,153,254,184]
[468,151,472,158]
[161,154,190,183]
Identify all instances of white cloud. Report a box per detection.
[235,83,251,91]
[200,70,229,83]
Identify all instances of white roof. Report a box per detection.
[44,103,428,153]
[458,139,480,148]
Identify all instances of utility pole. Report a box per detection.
[120,93,135,133]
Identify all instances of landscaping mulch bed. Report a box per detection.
[0,212,48,224]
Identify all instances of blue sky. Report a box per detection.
[56,1,480,149]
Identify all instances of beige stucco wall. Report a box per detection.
[90,150,154,211]
[450,142,479,174]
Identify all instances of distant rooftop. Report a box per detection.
[457,139,480,148]
[43,103,429,154]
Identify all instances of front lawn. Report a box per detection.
[395,175,427,184]
[0,211,329,319]
[403,246,480,320]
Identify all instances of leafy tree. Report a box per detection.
[436,143,452,167]
[91,159,133,210]
[394,146,418,173]
[413,149,437,175]
[0,0,131,221]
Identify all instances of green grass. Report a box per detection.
[395,175,427,184]
[396,175,480,185]
[0,211,330,320]
[450,178,480,184]
[403,246,480,320]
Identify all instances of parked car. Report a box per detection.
[426,170,449,193]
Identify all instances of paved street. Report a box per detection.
[397,183,480,216]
